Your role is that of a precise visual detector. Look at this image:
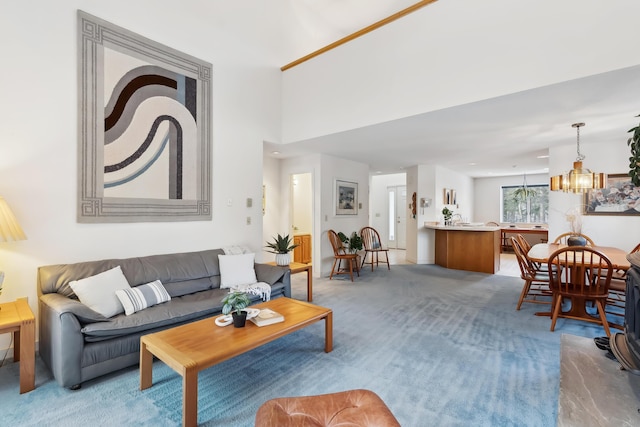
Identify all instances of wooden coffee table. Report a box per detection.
[140,297,332,427]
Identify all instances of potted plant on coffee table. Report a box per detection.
[221,291,252,327]
[265,233,299,266]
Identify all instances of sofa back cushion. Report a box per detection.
[38,249,225,298]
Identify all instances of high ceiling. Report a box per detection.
[264,1,640,178]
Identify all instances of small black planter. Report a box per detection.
[567,235,587,246]
[232,311,247,328]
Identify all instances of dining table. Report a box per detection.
[527,243,631,326]
[528,243,631,272]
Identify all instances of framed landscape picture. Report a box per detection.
[335,180,358,215]
[584,174,640,215]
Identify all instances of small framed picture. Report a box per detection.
[335,180,358,215]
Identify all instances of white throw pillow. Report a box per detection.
[115,279,171,315]
[69,265,131,318]
[218,253,258,288]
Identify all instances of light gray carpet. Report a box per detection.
[0,265,614,426]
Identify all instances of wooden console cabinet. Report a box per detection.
[293,234,311,264]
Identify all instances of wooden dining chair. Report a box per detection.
[359,226,390,271]
[552,232,595,246]
[547,246,613,337]
[327,229,360,281]
[511,237,553,310]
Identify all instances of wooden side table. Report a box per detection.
[0,297,35,393]
[267,262,313,302]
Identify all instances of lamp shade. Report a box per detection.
[550,123,606,193]
[0,196,27,242]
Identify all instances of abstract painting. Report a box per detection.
[77,11,212,222]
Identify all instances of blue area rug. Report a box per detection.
[0,265,615,426]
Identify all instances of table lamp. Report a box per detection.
[0,196,27,301]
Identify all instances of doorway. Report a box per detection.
[387,185,406,249]
[290,173,313,263]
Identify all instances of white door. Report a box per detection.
[387,186,407,249]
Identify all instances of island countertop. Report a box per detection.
[424,223,500,232]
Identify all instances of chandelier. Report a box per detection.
[550,122,606,193]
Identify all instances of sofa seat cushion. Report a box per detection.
[81,288,228,342]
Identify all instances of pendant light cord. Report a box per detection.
[573,122,585,161]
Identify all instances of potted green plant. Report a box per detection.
[221,291,252,327]
[442,207,453,225]
[265,234,299,266]
[627,114,640,186]
[338,231,363,253]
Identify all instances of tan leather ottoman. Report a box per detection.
[255,389,400,427]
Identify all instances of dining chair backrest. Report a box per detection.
[511,237,538,280]
[327,230,347,256]
[514,234,532,253]
[548,246,612,297]
[360,226,383,251]
[552,232,595,246]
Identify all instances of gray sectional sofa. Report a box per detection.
[37,248,290,388]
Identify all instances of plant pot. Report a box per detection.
[232,311,247,328]
[275,253,291,266]
[567,235,587,246]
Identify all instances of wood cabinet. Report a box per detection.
[434,228,500,274]
[293,234,312,264]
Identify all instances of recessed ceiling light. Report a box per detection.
[468,162,477,166]
[376,171,382,174]
[271,151,280,155]
[537,155,549,159]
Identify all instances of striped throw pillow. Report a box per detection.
[115,280,171,316]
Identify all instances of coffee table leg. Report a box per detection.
[183,369,198,427]
[325,311,333,353]
[140,341,153,390]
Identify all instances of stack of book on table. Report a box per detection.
[250,308,284,327]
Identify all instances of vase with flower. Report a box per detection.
[565,207,587,246]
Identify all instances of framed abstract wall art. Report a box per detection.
[335,180,358,215]
[77,11,212,222]
[583,174,640,215]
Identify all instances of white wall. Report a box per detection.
[262,154,281,263]
[474,173,548,224]
[282,0,640,143]
[0,2,282,349]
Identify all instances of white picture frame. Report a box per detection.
[335,179,358,215]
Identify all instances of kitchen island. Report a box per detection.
[425,223,501,274]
